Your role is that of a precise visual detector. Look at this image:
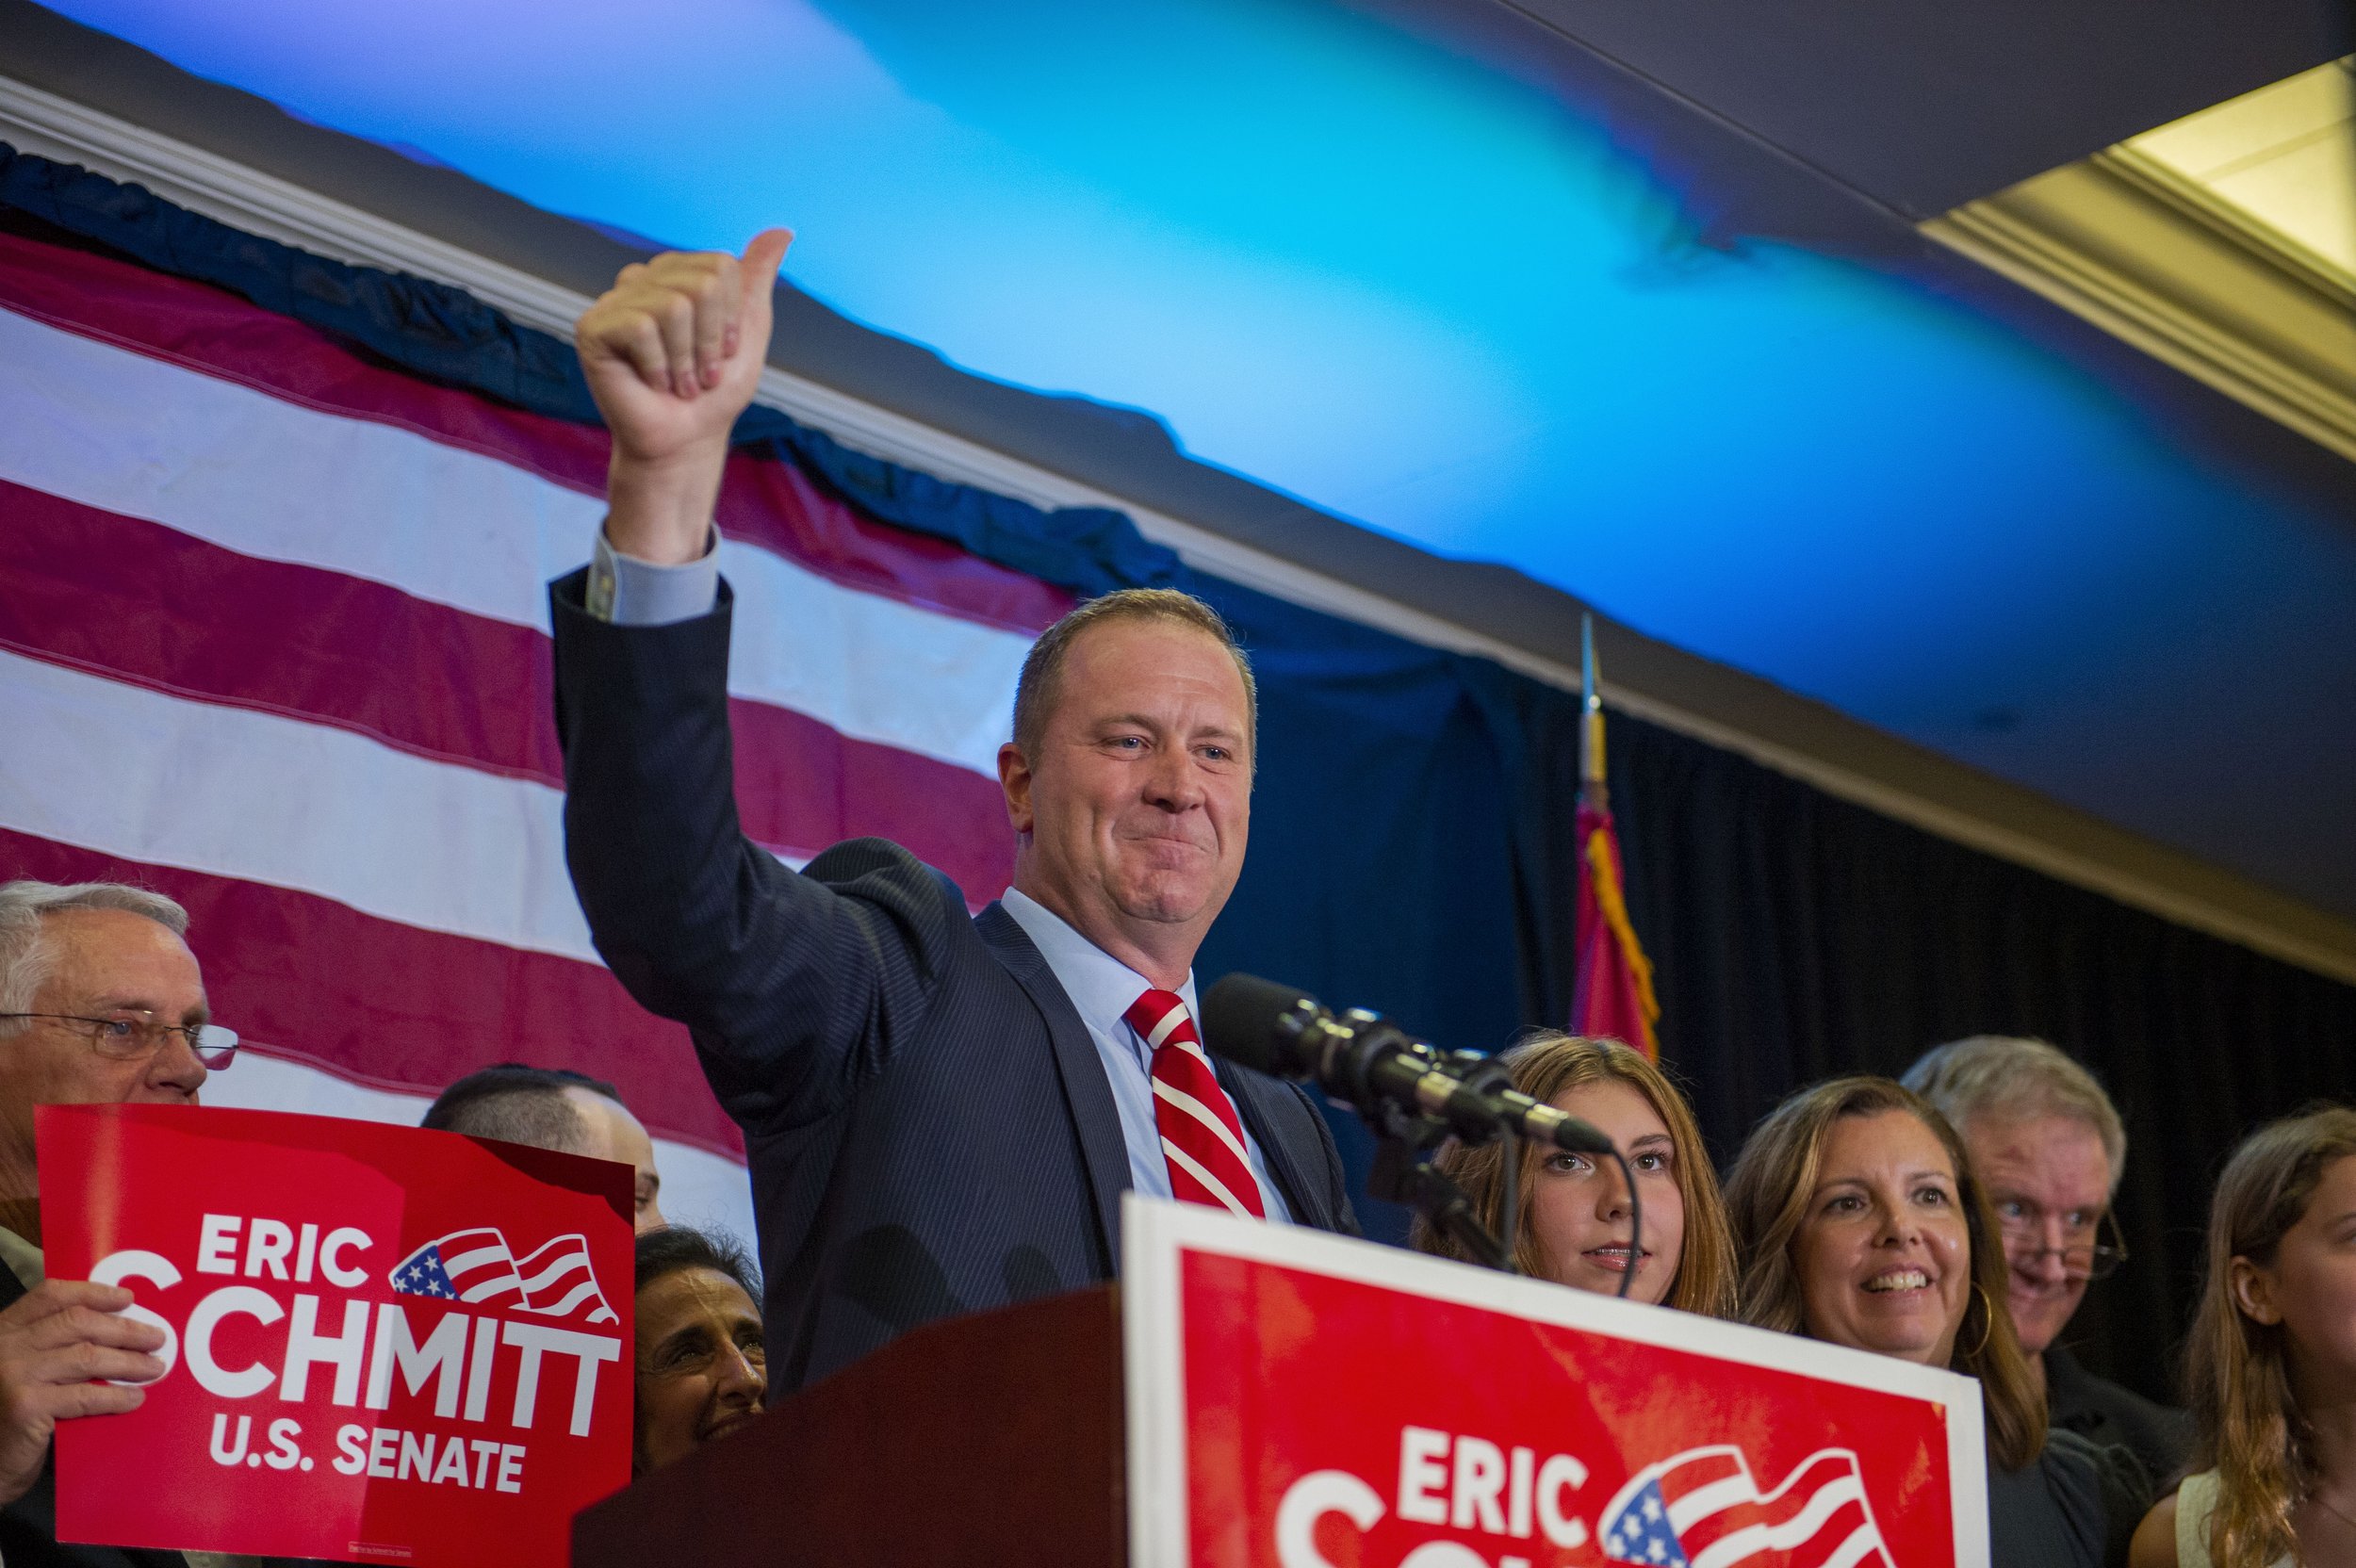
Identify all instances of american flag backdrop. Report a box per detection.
[0,226,1078,1239]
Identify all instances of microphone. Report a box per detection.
[1201,974,1617,1155]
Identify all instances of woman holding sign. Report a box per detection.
[2130,1106,2356,1568]
[1726,1076,2149,1568]
[1411,1034,1738,1317]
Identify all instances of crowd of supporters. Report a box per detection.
[0,874,2348,1566]
[1408,1029,2356,1568]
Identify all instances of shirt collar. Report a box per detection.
[999,888,1200,1048]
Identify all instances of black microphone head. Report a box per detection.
[1200,972,1320,1076]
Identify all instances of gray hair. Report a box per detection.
[430,1089,590,1155]
[0,880,191,1039]
[1902,1035,2127,1195]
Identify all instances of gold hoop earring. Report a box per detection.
[1960,1282,1993,1363]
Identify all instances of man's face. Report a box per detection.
[0,909,210,1184]
[1000,618,1252,957]
[564,1087,665,1233]
[1964,1114,2114,1357]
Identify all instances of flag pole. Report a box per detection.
[1571,611,1661,1057]
[1580,612,1607,808]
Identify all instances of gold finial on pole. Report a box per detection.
[1580,612,1608,803]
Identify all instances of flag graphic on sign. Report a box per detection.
[390,1227,618,1325]
[1599,1445,1894,1568]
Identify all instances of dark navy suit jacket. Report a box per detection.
[549,573,1357,1392]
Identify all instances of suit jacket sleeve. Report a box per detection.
[1301,1085,1362,1236]
[549,569,966,1135]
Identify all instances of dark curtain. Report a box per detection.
[15,145,2353,1403]
[1600,710,2356,1400]
[1191,580,1527,1240]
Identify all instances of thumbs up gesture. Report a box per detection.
[574,228,794,564]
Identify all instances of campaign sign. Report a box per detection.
[1121,1196,1988,1568]
[38,1104,633,1566]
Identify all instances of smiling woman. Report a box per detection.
[631,1227,767,1477]
[1726,1076,2150,1567]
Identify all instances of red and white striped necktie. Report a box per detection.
[1123,988,1268,1218]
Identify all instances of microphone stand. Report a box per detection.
[1365,1100,1516,1274]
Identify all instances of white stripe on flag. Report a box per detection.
[0,648,600,962]
[0,303,1033,776]
[530,1281,607,1320]
[1689,1477,1867,1568]
[1670,1471,1760,1532]
[441,1244,515,1279]
[203,1053,756,1243]
[1819,1526,1887,1568]
[1152,1077,1252,1168]
[516,1255,591,1298]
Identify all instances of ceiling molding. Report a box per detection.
[8,70,2356,988]
[1924,134,2356,465]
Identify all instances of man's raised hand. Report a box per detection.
[0,1279,167,1508]
[575,228,794,564]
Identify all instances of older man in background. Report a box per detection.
[422,1063,668,1232]
[0,879,233,1568]
[1905,1035,2191,1484]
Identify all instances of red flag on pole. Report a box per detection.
[1571,617,1661,1058]
[1573,798,1661,1058]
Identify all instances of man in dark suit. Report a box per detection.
[554,231,1356,1394]
[0,879,224,1568]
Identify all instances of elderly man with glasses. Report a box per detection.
[1905,1035,2191,1488]
[0,878,236,1568]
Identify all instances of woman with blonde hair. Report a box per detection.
[1411,1033,1738,1317]
[1726,1075,2145,1567]
[2130,1105,2356,1568]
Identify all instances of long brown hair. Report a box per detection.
[2184,1105,2356,1568]
[1722,1075,2045,1473]
[1411,1034,1739,1319]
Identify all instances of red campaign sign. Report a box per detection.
[37,1104,634,1566]
[1122,1199,1987,1568]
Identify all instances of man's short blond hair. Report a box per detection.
[1902,1035,2127,1195]
[1010,588,1257,762]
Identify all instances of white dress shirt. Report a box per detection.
[1000,889,1292,1222]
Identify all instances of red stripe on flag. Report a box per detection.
[0,480,1015,900]
[0,828,744,1158]
[0,230,1075,637]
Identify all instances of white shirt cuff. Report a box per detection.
[588,524,721,625]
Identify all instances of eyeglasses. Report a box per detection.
[1994,1198,2128,1282]
[0,1013,238,1070]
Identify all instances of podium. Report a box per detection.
[571,1283,1125,1567]
[574,1199,1989,1568]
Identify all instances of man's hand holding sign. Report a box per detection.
[0,1280,166,1506]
